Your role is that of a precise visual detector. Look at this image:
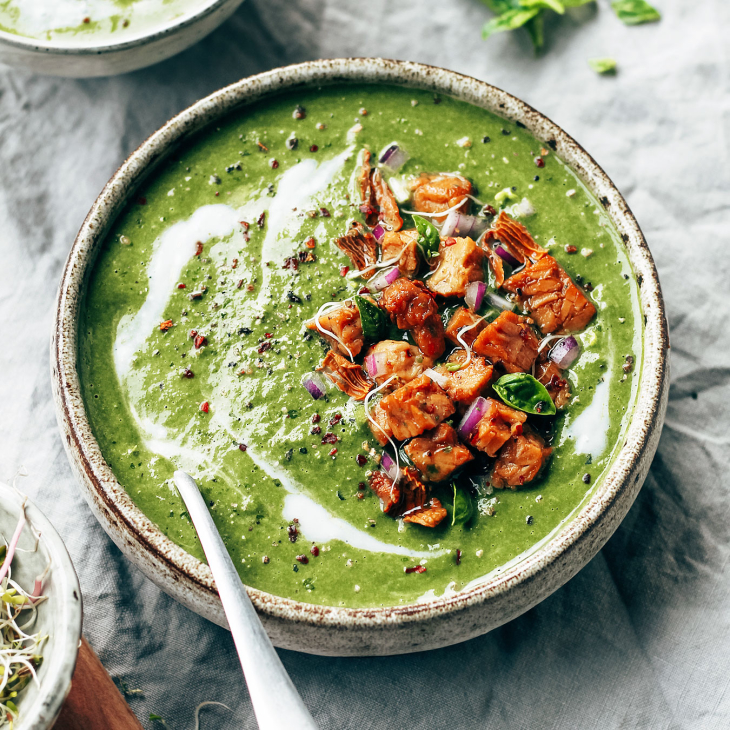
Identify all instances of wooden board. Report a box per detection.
[53,637,143,730]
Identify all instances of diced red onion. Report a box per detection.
[301,372,327,399]
[465,281,487,312]
[494,244,520,268]
[379,144,410,172]
[424,368,448,389]
[486,292,514,311]
[549,336,580,369]
[364,354,377,378]
[381,451,399,481]
[364,352,389,379]
[441,210,489,239]
[457,397,489,440]
[368,265,401,292]
[372,223,386,242]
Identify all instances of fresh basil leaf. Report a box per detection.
[588,57,617,74]
[483,0,523,13]
[412,214,441,260]
[493,373,557,415]
[354,295,387,342]
[611,0,660,25]
[451,484,475,527]
[524,12,545,52]
[562,0,595,6]
[482,7,541,39]
[384,318,402,341]
[520,0,565,14]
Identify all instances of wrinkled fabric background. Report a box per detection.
[1,0,728,727]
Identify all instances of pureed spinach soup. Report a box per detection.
[79,85,642,609]
[0,0,209,43]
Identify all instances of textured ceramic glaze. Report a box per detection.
[52,58,669,656]
[0,482,82,729]
[0,0,245,78]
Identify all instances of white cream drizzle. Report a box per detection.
[282,495,441,559]
[563,365,612,460]
[114,204,246,377]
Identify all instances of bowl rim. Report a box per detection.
[0,0,241,55]
[53,57,669,632]
[0,482,82,730]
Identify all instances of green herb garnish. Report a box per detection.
[412,214,441,260]
[354,295,388,342]
[493,373,557,415]
[450,484,475,526]
[588,57,618,74]
[494,187,518,206]
[481,0,595,53]
[611,0,660,25]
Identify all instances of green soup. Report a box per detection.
[78,85,642,608]
[0,0,209,43]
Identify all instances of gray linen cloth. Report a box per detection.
[0,0,727,727]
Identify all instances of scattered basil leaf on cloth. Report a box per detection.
[493,373,557,415]
[611,0,661,25]
[481,0,594,52]
[520,0,565,14]
[450,484,475,526]
[481,0,659,53]
[354,295,388,341]
[412,214,441,260]
[482,7,541,44]
[589,57,618,74]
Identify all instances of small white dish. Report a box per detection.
[0,480,82,729]
[0,0,246,78]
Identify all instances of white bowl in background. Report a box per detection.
[0,0,246,78]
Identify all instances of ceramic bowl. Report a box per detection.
[0,0,245,78]
[52,58,669,656]
[0,481,82,729]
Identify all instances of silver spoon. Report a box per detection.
[174,470,318,730]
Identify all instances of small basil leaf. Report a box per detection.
[412,214,441,260]
[483,1,523,14]
[482,7,541,39]
[588,58,617,75]
[451,484,475,527]
[354,295,387,342]
[611,0,660,25]
[520,0,565,14]
[385,319,402,341]
[493,373,557,415]
[523,12,545,52]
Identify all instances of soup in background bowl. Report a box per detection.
[53,59,668,656]
[0,0,245,77]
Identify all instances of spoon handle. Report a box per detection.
[174,471,318,730]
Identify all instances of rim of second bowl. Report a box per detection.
[0,0,242,55]
[0,483,82,730]
[53,57,669,636]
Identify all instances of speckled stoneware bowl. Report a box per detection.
[0,481,82,729]
[0,0,245,78]
[52,58,669,656]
